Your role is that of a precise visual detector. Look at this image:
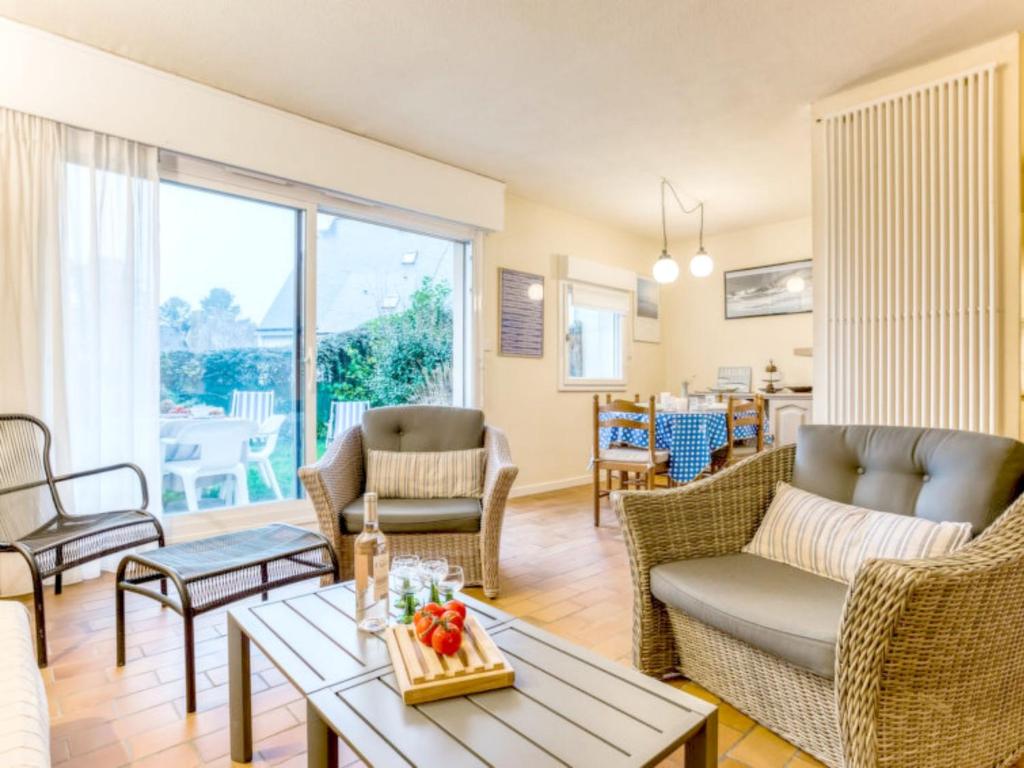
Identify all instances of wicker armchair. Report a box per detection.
[615,426,1024,768]
[0,414,165,667]
[299,406,517,598]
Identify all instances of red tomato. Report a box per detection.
[423,602,445,617]
[442,599,467,621]
[431,619,462,656]
[413,610,438,645]
[440,609,464,631]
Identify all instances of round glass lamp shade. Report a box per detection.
[526,282,544,301]
[652,252,680,284]
[689,249,714,278]
[785,276,806,293]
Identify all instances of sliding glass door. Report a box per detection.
[314,213,466,455]
[154,155,477,520]
[158,181,303,513]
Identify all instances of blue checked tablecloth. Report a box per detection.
[599,410,767,483]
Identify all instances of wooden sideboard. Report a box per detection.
[764,392,813,446]
[691,390,813,447]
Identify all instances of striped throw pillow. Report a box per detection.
[366,449,486,499]
[743,481,973,585]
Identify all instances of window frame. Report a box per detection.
[557,279,629,392]
[157,152,482,540]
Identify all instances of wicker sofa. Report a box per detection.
[615,424,1024,768]
[299,405,517,597]
[0,602,49,767]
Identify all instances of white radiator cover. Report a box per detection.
[822,65,999,432]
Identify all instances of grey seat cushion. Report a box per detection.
[793,425,1024,534]
[362,406,484,454]
[340,497,481,534]
[651,553,846,679]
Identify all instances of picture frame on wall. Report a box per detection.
[633,275,661,343]
[724,259,812,319]
[498,267,544,357]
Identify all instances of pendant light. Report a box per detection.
[653,178,713,283]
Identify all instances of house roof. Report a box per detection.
[259,216,454,334]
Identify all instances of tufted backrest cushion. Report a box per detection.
[792,425,1024,534]
[361,406,485,454]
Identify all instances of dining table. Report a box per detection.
[599,405,769,484]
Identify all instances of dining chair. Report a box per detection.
[592,395,670,526]
[326,400,371,443]
[246,414,286,499]
[229,390,276,424]
[712,399,770,473]
[162,420,256,511]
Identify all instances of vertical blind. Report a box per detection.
[823,64,998,432]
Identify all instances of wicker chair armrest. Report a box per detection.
[615,443,795,569]
[298,425,364,557]
[480,426,518,580]
[482,426,517,521]
[613,444,795,676]
[836,493,1024,768]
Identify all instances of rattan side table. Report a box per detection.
[115,523,338,712]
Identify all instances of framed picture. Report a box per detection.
[724,259,812,319]
[633,275,661,343]
[498,268,544,357]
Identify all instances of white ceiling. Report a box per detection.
[3,0,1024,238]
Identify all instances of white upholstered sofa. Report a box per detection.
[0,601,50,767]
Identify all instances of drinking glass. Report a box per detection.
[390,555,421,624]
[438,565,465,603]
[419,557,448,604]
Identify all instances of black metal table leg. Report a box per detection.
[183,609,196,713]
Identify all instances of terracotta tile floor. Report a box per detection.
[26,484,834,767]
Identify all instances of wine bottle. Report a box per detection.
[354,492,389,632]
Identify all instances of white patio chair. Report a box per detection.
[162,420,256,511]
[247,414,286,500]
[229,390,275,425]
[326,400,370,443]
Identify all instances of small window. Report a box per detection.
[559,281,628,390]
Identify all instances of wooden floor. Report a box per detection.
[34,484,830,768]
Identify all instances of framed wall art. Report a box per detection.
[498,268,544,357]
[724,259,812,319]
[633,275,661,343]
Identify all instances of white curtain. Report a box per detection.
[0,108,161,595]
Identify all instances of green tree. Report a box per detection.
[187,288,257,351]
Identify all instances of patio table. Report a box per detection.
[160,416,256,461]
[600,409,768,483]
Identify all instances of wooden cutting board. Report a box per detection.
[383,615,515,704]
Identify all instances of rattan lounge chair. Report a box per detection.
[0,414,165,666]
[299,405,517,598]
[615,424,1024,768]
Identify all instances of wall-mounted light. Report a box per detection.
[654,178,713,283]
[526,282,544,301]
[786,276,806,293]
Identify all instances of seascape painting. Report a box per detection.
[633,275,661,343]
[724,259,812,319]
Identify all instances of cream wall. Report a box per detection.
[482,194,665,493]
[661,217,814,394]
